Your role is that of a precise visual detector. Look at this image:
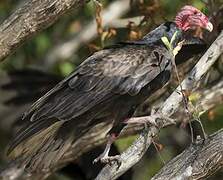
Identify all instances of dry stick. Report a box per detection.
[0,0,86,62]
[95,31,223,180]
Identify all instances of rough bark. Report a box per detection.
[0,0,85,61]
[152,129,223,180]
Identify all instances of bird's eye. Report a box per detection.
[194,11,202,16]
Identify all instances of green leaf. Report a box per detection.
[161,36,171,50]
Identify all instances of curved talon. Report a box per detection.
[103,155,121,165]
[93,156,102,164]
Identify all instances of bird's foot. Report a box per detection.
[93,154,121,166]
[124,111,176,128]
[93,133,121,167]
[124,116,158,127]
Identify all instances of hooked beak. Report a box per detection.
[205,21,213,32]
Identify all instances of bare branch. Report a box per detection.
[0,0,85,62]
[95,31,223,180]
[152,129,223,180]
[109,16,143,28]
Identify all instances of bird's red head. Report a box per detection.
[175,5,213,32]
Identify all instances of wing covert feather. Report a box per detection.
[25,44,172,122]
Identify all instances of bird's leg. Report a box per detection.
[124,116,158,127]
[93,133,120,165]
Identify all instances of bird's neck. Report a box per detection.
[142,22,183,49]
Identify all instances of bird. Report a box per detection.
[7,5,213,171]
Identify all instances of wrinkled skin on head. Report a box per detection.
[175,5,213,32]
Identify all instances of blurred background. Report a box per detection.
[0,0,222,179]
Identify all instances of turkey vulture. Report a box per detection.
[7,5,213,170]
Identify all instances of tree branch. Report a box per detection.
[152,129,223,180]
[95,31,223,180]
[0,0,85,62]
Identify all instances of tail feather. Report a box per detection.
[7,118,59,154]
[7,120,74,171]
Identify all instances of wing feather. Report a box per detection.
[25,44,172,123]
